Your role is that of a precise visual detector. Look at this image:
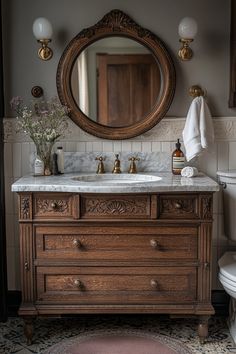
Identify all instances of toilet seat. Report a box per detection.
[218,252,236,282]
[218,271,236,298]
[219,272,236,289]
[219,281,236,298]
[220,281,236,294]
[219,268,236,285]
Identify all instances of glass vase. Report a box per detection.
[36,141,54,176]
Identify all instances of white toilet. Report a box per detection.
[217,170,236,342]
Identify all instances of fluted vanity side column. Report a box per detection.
[198,223,212,303]
[19,223,34,304]
[197,194,214,305]
[197,194,214,344]
[18,193,36,312]
[18,193,37,345]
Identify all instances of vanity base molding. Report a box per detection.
[17,192,214,345]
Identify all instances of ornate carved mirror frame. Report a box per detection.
[57,9,176,139]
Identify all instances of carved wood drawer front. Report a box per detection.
[33,193,79,219]
[80,194,152,219]
[159,194,199,219]
[35,225,198,261]
[36,266,197,304]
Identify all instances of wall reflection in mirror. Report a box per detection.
[71,37,162,128]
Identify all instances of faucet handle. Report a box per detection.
[95,156,105,174]
[128,156,140,174]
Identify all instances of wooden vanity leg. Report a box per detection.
[23,316,34,345]
[198,315,210,344]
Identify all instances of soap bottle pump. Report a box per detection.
[172,139,185,175]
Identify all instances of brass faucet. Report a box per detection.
[112,154,121,174]
[95,156,105,174]
[128,156,140,174]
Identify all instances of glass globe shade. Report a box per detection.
[178,17,198,39]
[33,17,53,40]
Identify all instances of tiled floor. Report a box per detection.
[0,315,235,354]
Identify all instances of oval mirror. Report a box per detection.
[57,9,175,140]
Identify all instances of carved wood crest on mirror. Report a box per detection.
[57,9,176,139]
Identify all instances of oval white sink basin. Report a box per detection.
[71,173,162,184]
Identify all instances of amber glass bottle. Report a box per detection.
[172,139,185,175]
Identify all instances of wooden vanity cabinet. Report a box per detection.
[17,191,214,344]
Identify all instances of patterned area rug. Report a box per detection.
[43,330,192,354]
[0,315,235,354]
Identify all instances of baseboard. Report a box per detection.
[7,290,229,317]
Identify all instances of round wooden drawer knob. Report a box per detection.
[150,279,158,289]
[74,279,83,289]
[51,202,58,209]
[73,239,82,248]
[150,239,159,248]
[174,202,182,209]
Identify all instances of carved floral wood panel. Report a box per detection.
[200,195,213,220]
[36,199,69,214]
[81,196,151,218]
[160,196,198,219]
[20,195,32,220]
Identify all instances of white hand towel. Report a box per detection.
[181,166,198,177]
[182,96,214,161]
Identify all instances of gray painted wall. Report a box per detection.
[2,0,232,117]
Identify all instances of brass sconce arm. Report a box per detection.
[37,39,53,61]
[178,38,193,61]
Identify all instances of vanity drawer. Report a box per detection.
[159,194,199,219]
[33,193,79,220]
[36,266,197,304]
[80,194,153,219]
[35,225,198,261]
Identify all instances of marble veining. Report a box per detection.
[11,172,219,193]
[64,152,172,173]
[29,152,199,175]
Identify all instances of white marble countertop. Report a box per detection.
[11,172,219,193]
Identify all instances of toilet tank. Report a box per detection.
[217,170,236,241]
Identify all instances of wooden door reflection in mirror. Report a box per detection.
[97,53,160,127]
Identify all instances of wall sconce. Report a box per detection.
[178,17,198,61]
[33,17,53,61]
